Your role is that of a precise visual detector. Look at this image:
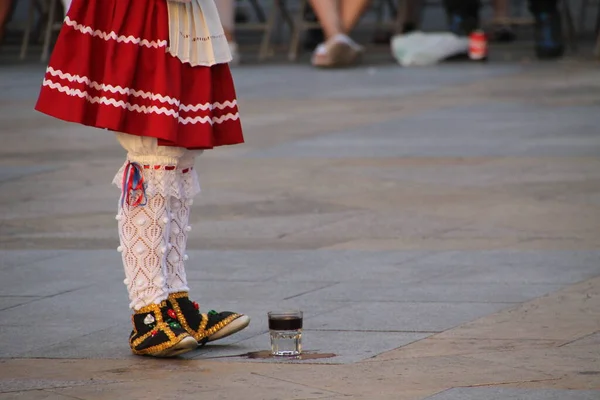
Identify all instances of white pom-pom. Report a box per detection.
[185,225,192,232]
[117,246,124,253]
[183,254,189,261]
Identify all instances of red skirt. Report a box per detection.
[35,0,243,150]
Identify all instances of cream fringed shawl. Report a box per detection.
[166,0,232,67]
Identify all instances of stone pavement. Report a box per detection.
[0,57,599,399]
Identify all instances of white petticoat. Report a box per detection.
[112,132,202,200]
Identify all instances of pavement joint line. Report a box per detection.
[314,300,522,305]
[0,251,68,269]
[43,388,89,400]
[11,324,124,358]
[283,282,341,300]
[272,210,372,242]
[557,330,600,348]
[0,285,93,312]
[452,377,563,389]
[393,251,447,267]
[304,329,441,334]
[0,381,112,396]
[249,372,347,397]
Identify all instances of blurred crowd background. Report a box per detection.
[0,0,598,66]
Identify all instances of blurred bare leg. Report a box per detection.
[494,0,509,21]
[308,0,342,39]
[214,0,239,64]
[0,0,14,44]
[214,0,235,41]
[339,0,372,33]
[492,0,516,42]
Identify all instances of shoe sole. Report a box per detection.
[150,336,198,358]
[312,42,362,69]
[207,315,251,343]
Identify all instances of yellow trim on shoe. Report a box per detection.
[168,292,248,343]
[129,301,197,357]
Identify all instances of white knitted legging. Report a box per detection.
[114,132,202,311]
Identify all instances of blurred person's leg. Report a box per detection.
[339,0,372,34]
[443,0,481,36]
[308,0,342,39]
[528,0,563,59]
[494,0,509,19]
[492,0,516,42]
[308,0,371,68]
[401,0,420,33]
[62,0,71,15]
[0,0,15,45]
[308,0,372,38]
[214,0,240,64]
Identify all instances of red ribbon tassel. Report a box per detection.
[120,162,147,207]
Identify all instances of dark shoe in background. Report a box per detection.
[491,25,517,43]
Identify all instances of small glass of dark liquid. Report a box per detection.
[267,310,303,357]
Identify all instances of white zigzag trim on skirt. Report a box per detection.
[43,79,239,125]
[46,67,237,112]
[64,16,168,48]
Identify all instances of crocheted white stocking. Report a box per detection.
[166,196,192,293]
[117,192,172,311]
[166,154,200,294]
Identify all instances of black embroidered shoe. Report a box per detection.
[168,292,250,346]
[129,301,198,357]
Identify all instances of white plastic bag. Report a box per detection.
[391,31,469,67]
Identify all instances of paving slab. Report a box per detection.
[0,296,41,311]
[1,47,600,399]
[246,103,600,159]
[1,248,598,362]
[301,282,564,303]
[425,388,600,400]
[416,250,600,284]
[189,330,430,364]
[306,301,512,333]
[231,64,522,100]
